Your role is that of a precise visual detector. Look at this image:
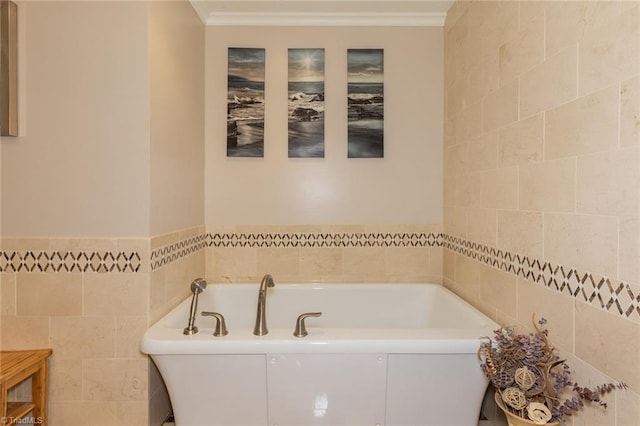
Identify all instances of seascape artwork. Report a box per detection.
[288,48,325,158]
[347,49,384,158]
[227,48,266,157]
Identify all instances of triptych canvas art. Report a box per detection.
[226,48,384,158]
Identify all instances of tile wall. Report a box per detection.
[205,224,443,284]
[443,1,639,424]
[0,225,205,425]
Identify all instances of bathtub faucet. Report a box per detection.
[253,274,275,336]
[183,278,207,335]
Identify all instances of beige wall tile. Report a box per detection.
[455,254,480,287]
[149,268,166,320]
[455,102,482,144]
[619,218,639,285]
[83,359,147,401]
[1,274,16,316]
[498,114,543,167]
[621,75,640,147]
[116,401,149,426]
[164,256,194,306]
[545,1,622,58]
[446,75,469,118]
[482,166,518,210]
[579,6,639,95]
[116,316,147,358]
[469,56,499,105]
[517,278,573,352]
[384,247,430,279]
[468,130,497,172]
[49,238,118,252]
[443,115,457,148]
[467,208,497,248]
[545,85,619,160]
[455,172,483,208]
[257,247,300,277]
[499,11,544,84]
[50,316,115,359]
[343,247,387,280]
[482,79,518,132]
[617,388,640,426]
[0,238,50,251]
[428,247,443,280]
[150,231,179,250]
[16,273,82,316]
[544,213,618,278]
[443,249,455,282]
[0,316,49,350]
[520,45,577,118]
[299,247,343,279]
[575,302,640,392]
[561,350,619,426]
[497,210,543,260]
[444,143,468,179]
[209,247,257,281]
[84,273,148,316]
[50,401,116,426]
[447,206,468,238]
[577,147,639,217]
[479,264,517,319]
[49,358,83,401]
[519,158,576,213]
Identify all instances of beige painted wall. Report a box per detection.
[443,1,640,423]
[0,1,206,424]
[205,26,443,225]
[1,1,151,237]
[149,1,205,236]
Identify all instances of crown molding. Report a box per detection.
[203,11,446,26]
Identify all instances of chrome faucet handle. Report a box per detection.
[293,312,322,338]
[201,311,229,337]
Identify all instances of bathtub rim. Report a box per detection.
[141,282,499,356]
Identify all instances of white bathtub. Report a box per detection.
[142,283,498,426]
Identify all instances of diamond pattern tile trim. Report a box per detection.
[4,231,636,322]
[0,250,141,273]
[149,232,442,271]
[442,234,640,322]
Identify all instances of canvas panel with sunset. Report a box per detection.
[288,48,325,158]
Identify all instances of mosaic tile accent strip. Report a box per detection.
[442,234,640,322]
[150,234,209,270]
[5,231,635,322]
[207,232,442,248]
[0,250,142,273]
[149,232,442,271]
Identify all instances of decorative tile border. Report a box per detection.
[150,234,209,271]
[0,250,142,273]
[442,234,640,322]
[207,232,442,248]
[3,231,637,322]
[150,231,442,270]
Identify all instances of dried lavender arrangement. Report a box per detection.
[478,317,627,425]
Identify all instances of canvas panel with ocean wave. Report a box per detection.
[288,48,325,158]
[347,49,384,158]
[227,47,265,157]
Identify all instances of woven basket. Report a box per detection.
[494,392,560,426]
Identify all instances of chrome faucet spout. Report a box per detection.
[253,274,275,336]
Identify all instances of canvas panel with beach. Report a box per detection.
[227,47,265,157]
[288,48,325,158]
[347,49,384,158]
